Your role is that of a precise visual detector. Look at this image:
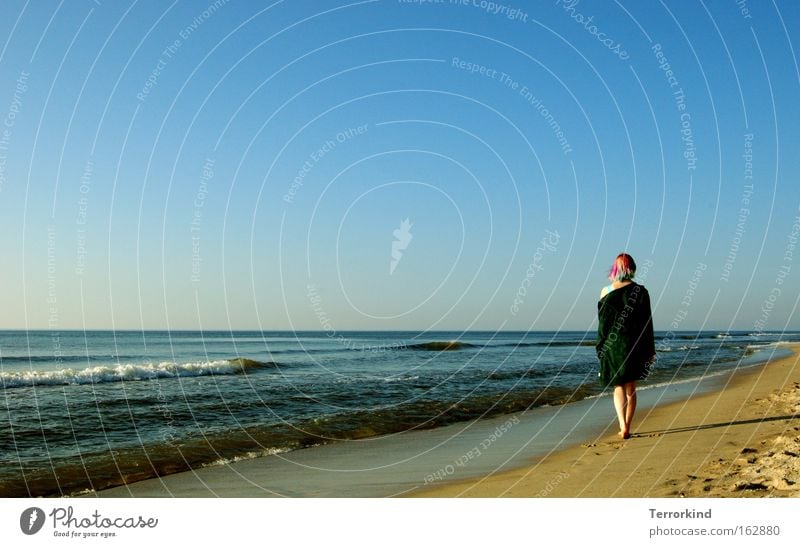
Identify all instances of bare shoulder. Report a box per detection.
[599,286,609,299]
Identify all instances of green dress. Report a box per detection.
[596,282,655,387]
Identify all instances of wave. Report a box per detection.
[493,340,597,348]
[0,358,277,389]
[678,332,726,340]
[383,375,420,383]
[486,369,549,381]
[0,354,138,364]
[404,339,598,351]
[200,447,292,468]
[663,332,744,340]
[744,342,790,353]
[404,341,479,351]
[657,344,704,352]
[331,374,422,385]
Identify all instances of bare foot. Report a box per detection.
[618,430,631,440]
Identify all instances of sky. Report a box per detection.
[0,0,798,332]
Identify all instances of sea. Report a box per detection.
[0,329,796,497]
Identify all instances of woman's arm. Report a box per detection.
[642,288,656,360]
[596,298,613,359]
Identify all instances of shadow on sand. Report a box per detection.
[633,414,800,437]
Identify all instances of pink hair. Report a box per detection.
[609,253,636,282]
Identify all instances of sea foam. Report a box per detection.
[0,358,272,389]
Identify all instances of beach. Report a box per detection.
[4,4,800,544]
[411,343,800,498]
[77,339,800,498]
[3,329,772,497]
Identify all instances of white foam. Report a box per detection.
[0,360,254,388]
[746,342,777,350]
[744,341,799,353]
[200,447,291,468]
[65,488,96,498]
[383,375,420,383]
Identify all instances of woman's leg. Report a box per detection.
[623,381,637,436]
[613,382,637,439]
[613,386,627,437]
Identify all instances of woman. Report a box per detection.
[596,253,655,439]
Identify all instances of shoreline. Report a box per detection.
[409,343,800,497]
[81,344,798,498]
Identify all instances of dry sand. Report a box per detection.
[411,344,800,498]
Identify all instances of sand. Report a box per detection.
[410,343,800,497]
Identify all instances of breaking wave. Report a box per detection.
[0,358,276,389]
[404,341,479,351]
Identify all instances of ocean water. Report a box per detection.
[0,329,795,497]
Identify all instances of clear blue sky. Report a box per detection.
[0,0,798,331]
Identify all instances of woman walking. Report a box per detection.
[596,253,656,439]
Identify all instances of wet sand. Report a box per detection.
[411,343,800,497]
